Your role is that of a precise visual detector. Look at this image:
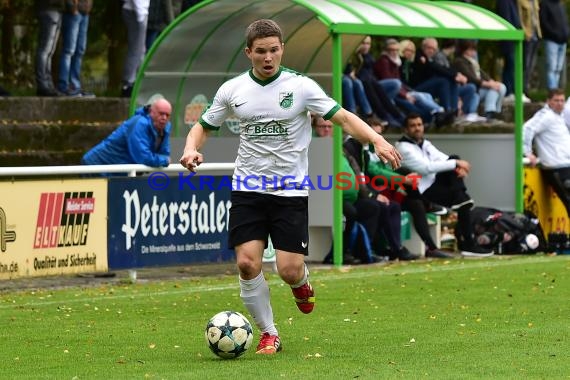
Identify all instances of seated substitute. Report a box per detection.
[395,113,494,257]
[82,95,172,169]
[362,117,454,259]
[523,88,570,218]
[343,134,420,262]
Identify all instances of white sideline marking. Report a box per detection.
[0,256,563,310]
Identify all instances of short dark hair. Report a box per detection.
[404,112,423,128]
[310,113,323,127]
[367,116,388,131]
[456,39,477,56]
[245,19,283,48]
[547,88,565,99]
[440,39,456,50]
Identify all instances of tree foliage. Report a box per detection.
[0,0,567,96]
[0,0,126,95]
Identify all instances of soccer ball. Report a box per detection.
[205,311,254,359]
[524,233,540,250]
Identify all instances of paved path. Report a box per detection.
[0,262,241,292]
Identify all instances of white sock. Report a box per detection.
[291,264,309,289]
[240,271,278,336]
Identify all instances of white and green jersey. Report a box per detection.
[200,66,340,196]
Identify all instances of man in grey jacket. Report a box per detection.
[524,88,570,218]
[396,113,493,257]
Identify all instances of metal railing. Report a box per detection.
[0,163,235,177]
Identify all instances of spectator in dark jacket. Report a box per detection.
[146,0,182,50]
[346,36,406,128]
[453,40,506,123]
[408,38,463,115]
[374,38,449,127]
[519,0,542,94]
[539,0,569,90]
[432,39,484,123]
[496,0,525,101]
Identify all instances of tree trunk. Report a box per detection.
[105,1,127,95]
[1,5,15,78]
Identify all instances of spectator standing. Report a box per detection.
[146,0,181,51]
[35,0,65,97]
[523,89,570,218]
[121,0,150,97]
[180,0,202,12]
[496,0,528,102]
[539,0,569,90]
[57,0,94,97]
[82,95,172,169]
[454,40,507,122]
[518,0,541,95]
[395,113,494,257]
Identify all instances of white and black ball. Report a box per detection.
[205,311,253,359]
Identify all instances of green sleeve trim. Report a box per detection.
[198,116,221,131]
[323,104,341,120]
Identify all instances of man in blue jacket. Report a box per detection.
[82,96,172,169]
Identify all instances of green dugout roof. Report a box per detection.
[132,0,525,266]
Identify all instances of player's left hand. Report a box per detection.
[179,150,203,172]
[373,136,402,169]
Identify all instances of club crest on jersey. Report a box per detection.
[279,92,293,109]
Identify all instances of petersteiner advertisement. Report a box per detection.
[107,175,234,269]
[0,179,108,279]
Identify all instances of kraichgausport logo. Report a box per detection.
[0,207,16,252]
[33,192,95,248]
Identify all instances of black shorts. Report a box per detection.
[228,191,309,255]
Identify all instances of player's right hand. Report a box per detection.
[372,136,402,169]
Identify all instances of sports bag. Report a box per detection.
[471,207,547,254]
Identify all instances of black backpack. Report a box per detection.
[470,207,547,254]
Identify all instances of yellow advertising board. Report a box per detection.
[0,179,108,279]
[523,167,569,235]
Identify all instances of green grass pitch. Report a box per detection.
[0,255,568,379]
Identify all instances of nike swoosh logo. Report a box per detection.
[234,102,247,108]
[301,242,307,248]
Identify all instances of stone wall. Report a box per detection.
[0,96,543,167]
[0,97,130,166]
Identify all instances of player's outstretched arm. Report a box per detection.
[330,108,402,169]
[180,122,210,171]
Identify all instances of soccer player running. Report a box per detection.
[179,19,401,355]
